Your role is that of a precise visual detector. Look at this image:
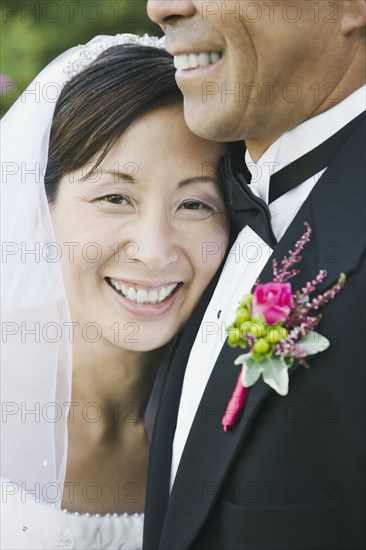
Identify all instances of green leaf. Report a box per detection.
[261,356,290,396]
[234,355,262,387]
[241,357,263,387]
[234,353,252,365]
[296,331,330,356]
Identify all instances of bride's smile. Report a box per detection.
[50,105,229,351]
[104,276,182,319]
[106,277,180,304]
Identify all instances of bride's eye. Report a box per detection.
[179,200,211,211]
[98,194,130,205]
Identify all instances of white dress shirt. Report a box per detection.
[171,85,366,489]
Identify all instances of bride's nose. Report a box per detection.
[124,211,179,271]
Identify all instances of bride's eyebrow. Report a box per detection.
[99,169,139,183]
[178,176,219,188]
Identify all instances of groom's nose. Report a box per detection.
[147,0,195,25]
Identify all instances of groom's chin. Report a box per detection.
[182,96,244,143]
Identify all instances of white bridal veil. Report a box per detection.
[0,33,164,509]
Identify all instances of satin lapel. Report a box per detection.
[158,115,366,550]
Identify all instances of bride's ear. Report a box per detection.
[340,0,366,35]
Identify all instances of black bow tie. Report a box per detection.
[221,111,366,248]
[221,154,277,248]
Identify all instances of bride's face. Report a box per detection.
[50,105,229,351]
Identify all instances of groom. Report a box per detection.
[144,1,366,549]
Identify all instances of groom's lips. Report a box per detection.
[173,51,223,71]
[167,41,224,75]
[173,55,224,83]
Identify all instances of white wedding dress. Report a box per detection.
[1,486,144,550]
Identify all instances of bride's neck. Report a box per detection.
[71,336,163,424]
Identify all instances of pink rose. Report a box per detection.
[252,282,292,325]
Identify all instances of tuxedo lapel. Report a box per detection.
[157,114,366,550]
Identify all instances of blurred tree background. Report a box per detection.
[0,0,162,115]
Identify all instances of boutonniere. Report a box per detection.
[222,222,346,432]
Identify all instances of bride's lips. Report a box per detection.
[104,277,183,320]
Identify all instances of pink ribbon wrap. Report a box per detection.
[221,371,249,432]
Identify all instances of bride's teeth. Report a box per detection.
[136,289,148,304]
[158,287,167,302]
[147,290,159,304]
[109,279,178,305]
[174,51,221,70]
[127,287,136,301]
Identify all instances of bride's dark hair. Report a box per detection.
[45,44,182,202]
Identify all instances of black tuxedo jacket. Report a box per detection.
[143,115,366,550]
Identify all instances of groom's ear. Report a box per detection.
[340,0,366,35]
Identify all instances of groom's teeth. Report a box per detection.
[175,54,190,70]
[174,51,222,70]
[198,52,210,67]
[109,279,178,305]
[189,53,199,69]
[210,52,221,63]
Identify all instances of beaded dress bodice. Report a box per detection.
[1,491,143,550]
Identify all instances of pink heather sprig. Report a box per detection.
[287,270,328,327]
[272,222,312,283]
[284,318,320,345]
[274,340,308,361]
[299,270,328,300]
[274,273,346,362]
[286,272,346,329]
[302,273,346,314]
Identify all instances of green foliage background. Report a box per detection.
[0,0,161,115]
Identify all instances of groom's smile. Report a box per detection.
[173,50,222,71]
[147,0,356,159]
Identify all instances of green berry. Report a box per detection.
[244,321,266,338]
[227,328,240,348]
[279,327,289,340]
[240,294,252,309]
[236,307,250,325]
[267,328,281,344]
[253,338,270,354]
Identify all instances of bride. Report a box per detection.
[1,34,231,549]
